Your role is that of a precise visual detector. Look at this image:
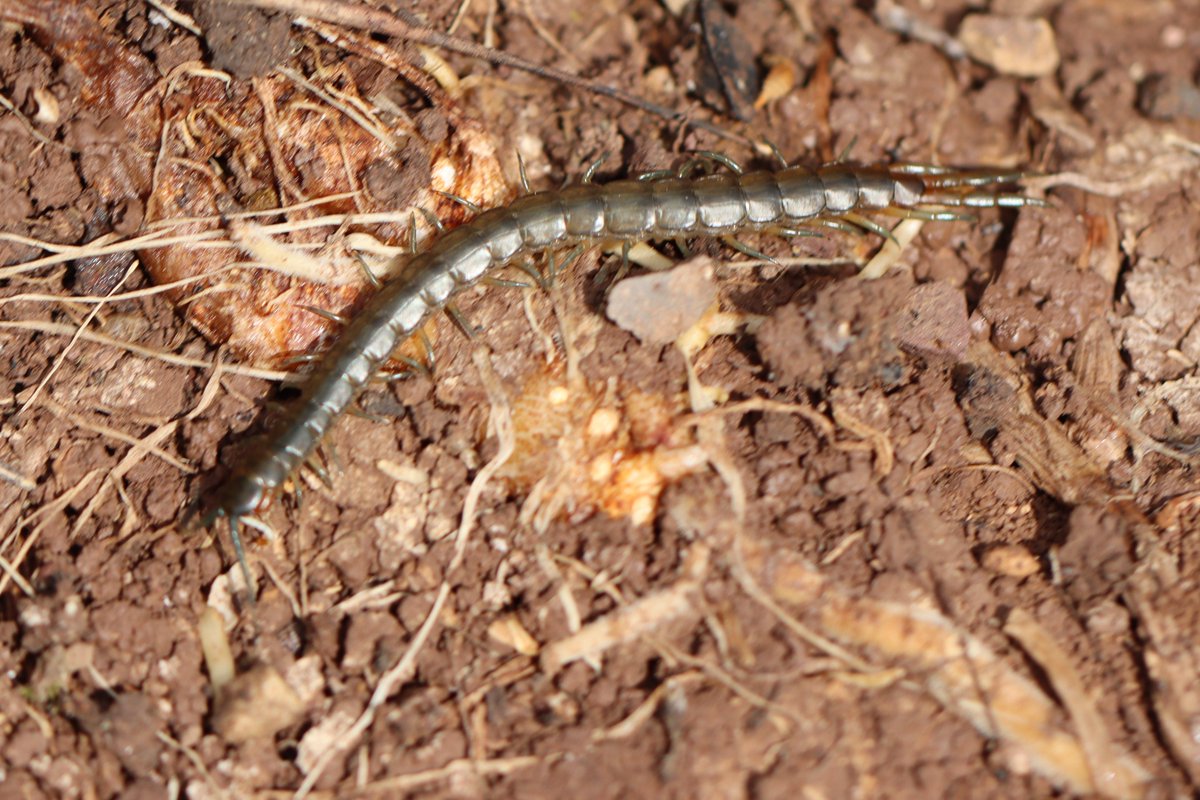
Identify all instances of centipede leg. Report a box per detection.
[830,136,858,164]
[417,328,436,373]
[298,304,349,326]
[544,243,585,288]
[281,351,322,368]
[347,404,390,424]
[677,151,744,179]
[761,138,790,168]
[418,207,444,233]
[513,259,550,291]
[355,253,383,289]
[611,241,632,283]
[840,212,898,245]
[374,355,430,381]
[722,235,778,264]
[434,188,482,214]
[810,218,869,237]
[693,150,745,175]
[482,275,535,289]
[582,152,609,184]
[517,151,532,194]
[305,452,335,489]
[444,302,478,340]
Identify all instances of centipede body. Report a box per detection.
[201,160,1041,584]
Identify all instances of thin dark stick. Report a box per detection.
[219,0,755,147]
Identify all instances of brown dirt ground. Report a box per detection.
[3,1,1200,798]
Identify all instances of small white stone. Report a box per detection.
[958,14,1060,78]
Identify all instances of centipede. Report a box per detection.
[198,157,1043,588]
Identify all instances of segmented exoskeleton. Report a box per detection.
[199,159,1041,586]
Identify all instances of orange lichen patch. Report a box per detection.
[501,365,706,528]
[11,0,508,368]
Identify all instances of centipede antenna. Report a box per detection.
[582,152,610,184]
[354,253,382,289]
[841,212,898,245]
[298,304,348,326]
[228,517,256,604]
[444,303,478,340]
[517,151,532,194]
[434,188,482,214]
[722,235,778,265]
[694,150,745,175]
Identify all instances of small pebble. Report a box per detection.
[606,256,718,345]
[211,664,305,743]
[981,545,1041,578]
[958,14,1060,78]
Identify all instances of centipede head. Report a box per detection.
[182,471,261,531]
[182,474,268,604]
